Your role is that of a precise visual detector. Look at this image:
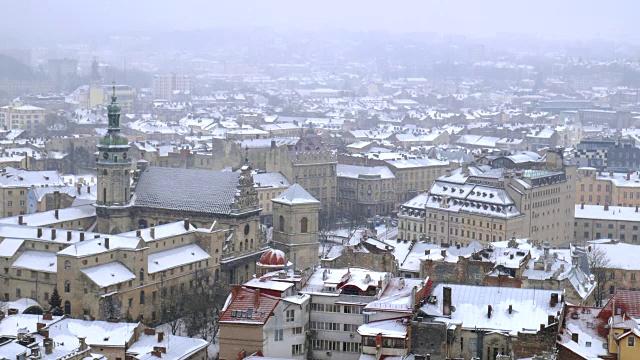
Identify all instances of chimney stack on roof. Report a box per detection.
[67,231,72,242]
[157,331,164,343]
[487,305,492,318]
[105,238,110,250]
[51,229,56,240]
[508,304,513,314]
[37,228,42,238]
[184,219,190,230]
[254,289,261,308]
[80,232,84,241]
[604,203,609,211]
[18,215,23,225]
[572,333,579,343]
[443,286,452,316]
[54,209,59,220]
[550,293,559,307]
[581,202,584,209]
[150,227,155,239]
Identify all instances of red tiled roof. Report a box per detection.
[219,287,280,325]
[598,290,640,319]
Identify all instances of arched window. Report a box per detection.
[244,239,248,251]
[64,301,71,315]
[140,290,145,305]
[279,215,285,232]
[250,239,254,249]
[64,260,71,270]
[138,219,148,229]
[64,280,71,293]
[139,269,144,281]
[300,217,308,233]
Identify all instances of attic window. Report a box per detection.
[586,342,592,347]
[587,322,593,329]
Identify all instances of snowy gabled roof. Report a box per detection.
[127,331,209,360]
[11,250,57,273]
[357,319,408,338]
[147,244,210,274]
[0,238,24,257]
[80,261,136,288]
[0,314,62,337]
[253,172,291,189]
[0,204,96,227]
[120,221,195,243]
[420,284,563,335]
[271,184,319,205]
[57,235,140,257]
[337,164,395,180]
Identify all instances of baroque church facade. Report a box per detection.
[94,89,269,284]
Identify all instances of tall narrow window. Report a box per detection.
[279,215,285,232]
[103,188,107,204]
[300,217,308,233]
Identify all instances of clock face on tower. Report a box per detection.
[103,152,109,159]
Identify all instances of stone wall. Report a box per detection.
[322,247,397,273]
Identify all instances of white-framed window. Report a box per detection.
[286,309,295,322]
[291,344,304,355]
[274,329,283,341]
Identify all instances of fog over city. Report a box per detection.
[0,2,639,360]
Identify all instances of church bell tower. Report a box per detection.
[95,83,132,233]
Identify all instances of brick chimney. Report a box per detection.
[136,230,142,237]
[18,215,23,225]
[254,289,260,308]
[37,322,46,331]
[157,331,164,343]
[44,338,53,354]
[184,219,190,230]
[604,203,609,211]
[80,232,84,241]
[440,249,446,257]
[572,333,579,342]
[105,238,110,250]
[231,284,241,299]
[39,329,49,338]
[550,293,558,307]
[443,286,452,316]
[151,350,162,358]
[144,328,156,335]
[43,312,53,320]
[150,227,155,239]
[51,229,56,240]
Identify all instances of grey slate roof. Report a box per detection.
[133,166,240,215]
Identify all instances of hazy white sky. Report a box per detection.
[4,0,637,42]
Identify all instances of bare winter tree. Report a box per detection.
[588,245,614,307]
[100,295,122,320]
[183,268,229,342]
[155,285,185,335]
